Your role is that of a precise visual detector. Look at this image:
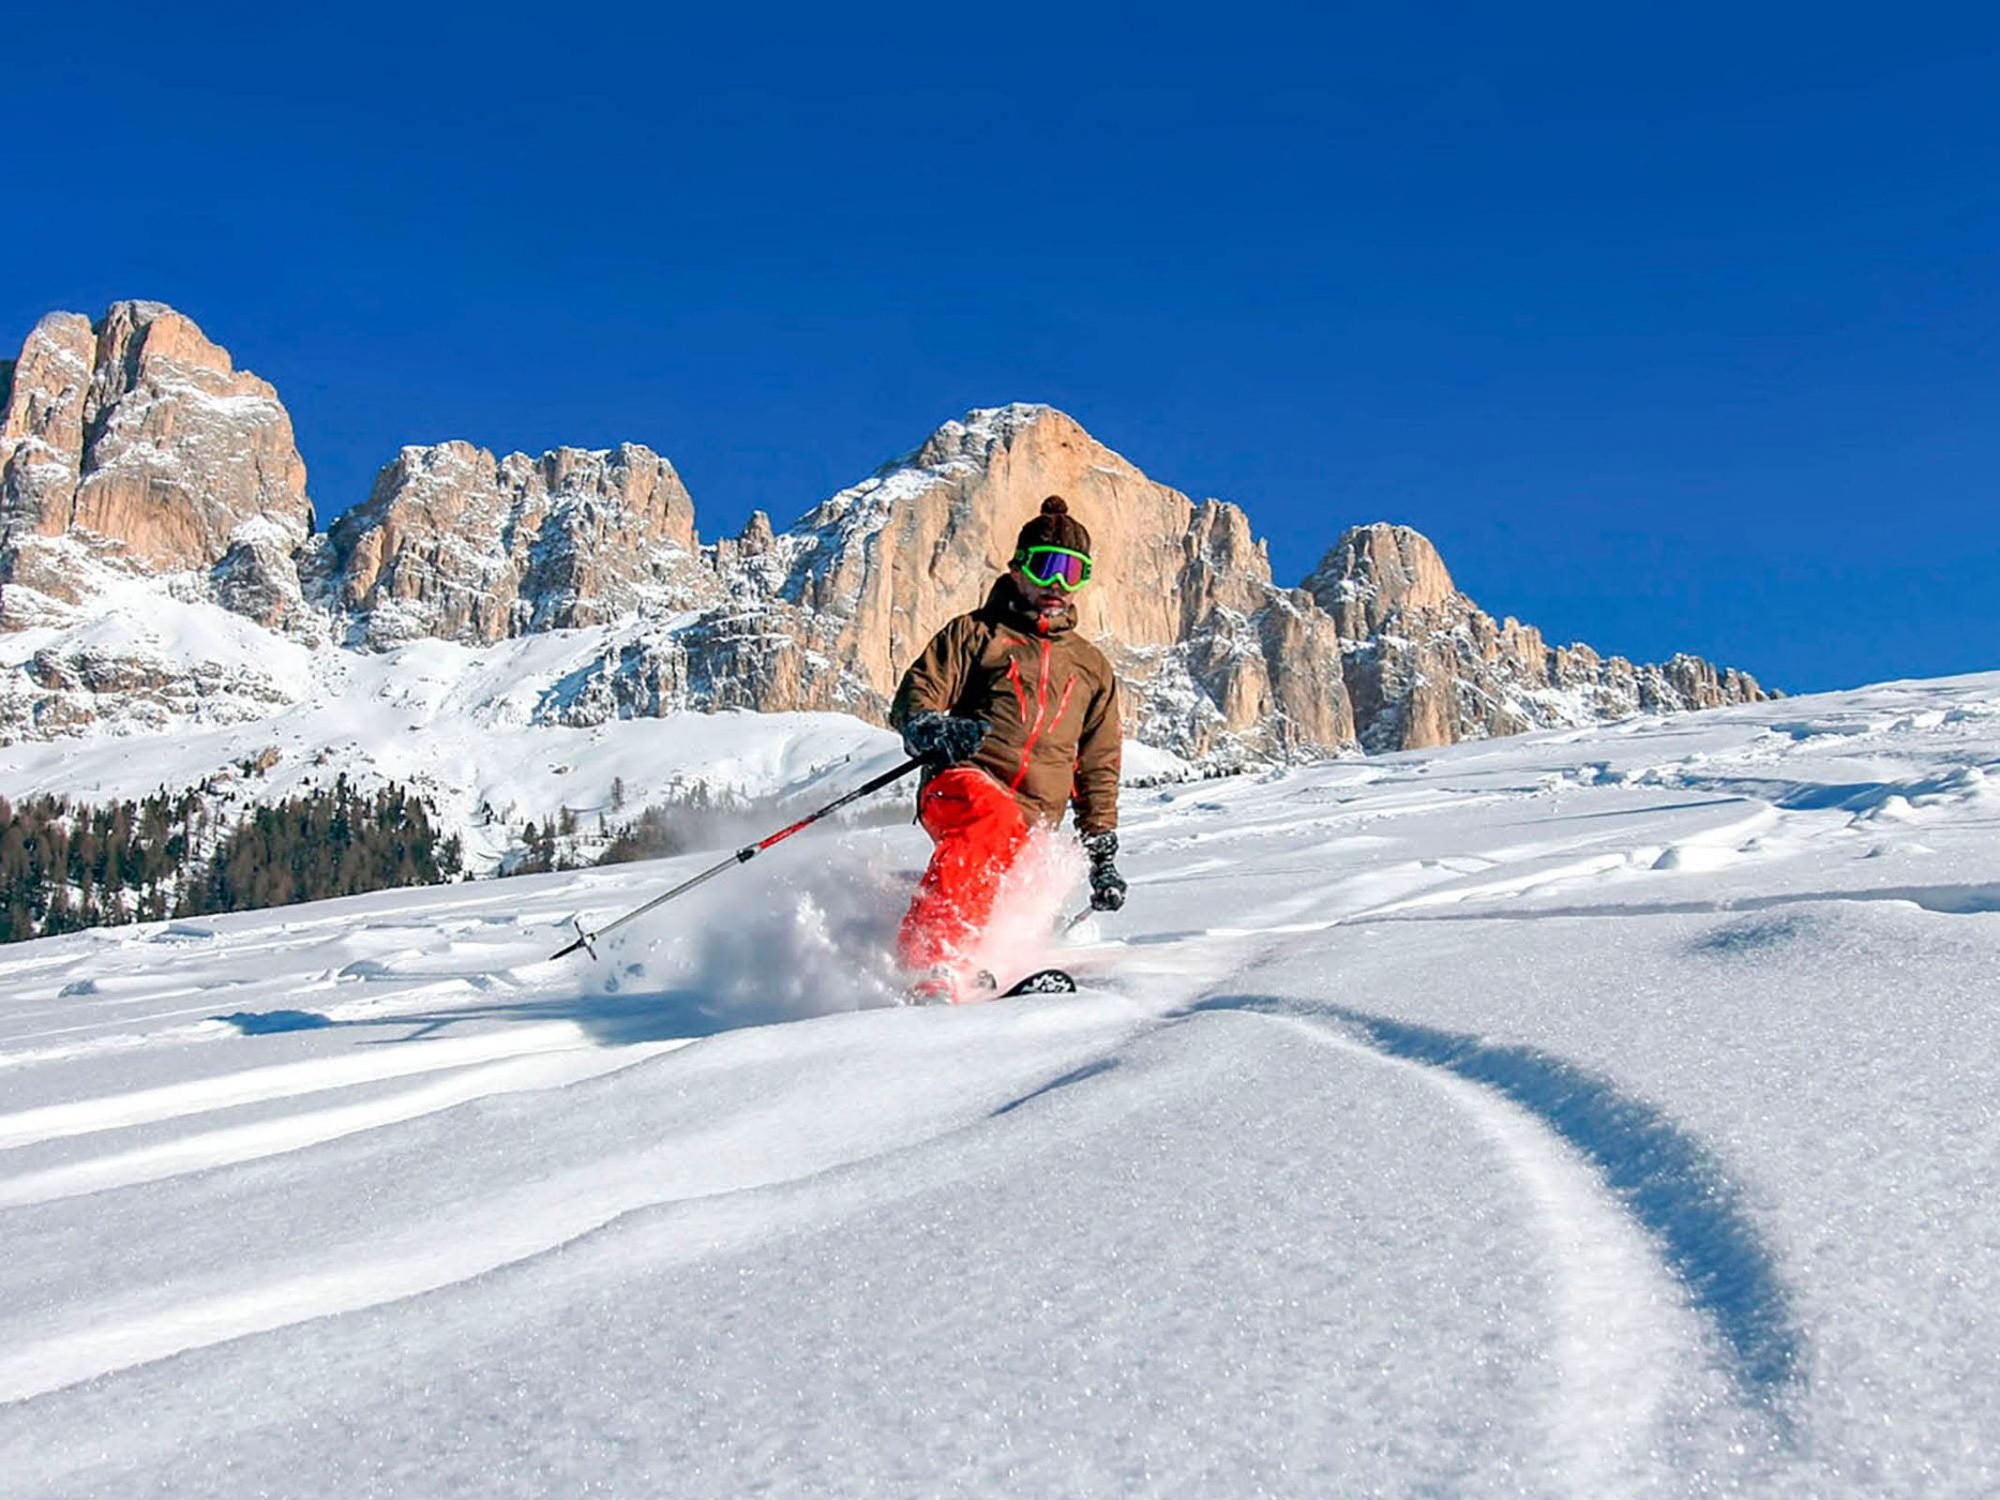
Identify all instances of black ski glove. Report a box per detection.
[1081,830,1127,912]
[901,711,989,766]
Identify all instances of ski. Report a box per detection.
[998,967,1077,997]
[902,966,1078,1005]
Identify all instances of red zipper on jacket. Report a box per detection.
[1006,657,1030,724]
[1010,640,1077,793]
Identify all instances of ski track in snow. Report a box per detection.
[1211,1000,1803,1401]
[1250,1008,1691,1497]
[0,1039,692,1210]
[0,1022,636,1150]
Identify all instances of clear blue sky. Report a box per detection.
[4,2,1996,693]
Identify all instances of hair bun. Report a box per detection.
[1014,493,1091,558]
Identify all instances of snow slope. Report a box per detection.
[2,673,1999,1496]
[0,617,1197,874]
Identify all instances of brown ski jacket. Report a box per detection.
[889,578,1121,835]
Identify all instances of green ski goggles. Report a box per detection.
[1014,544,1093,592]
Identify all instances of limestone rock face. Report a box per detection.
[1308,523,1461,641]
[0,303,315,633]
[1304,522,1768,751]
[3,640,300,737]
[1,314,96,541]
[328,441,710,647]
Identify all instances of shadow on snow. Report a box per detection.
[991,1058,1120,1116]
[210,986,786,1047]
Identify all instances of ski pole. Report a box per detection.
[548,754,926,961]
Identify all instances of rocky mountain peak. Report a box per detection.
[327,438,708,648]
[904,401,1056,468]
[1300,522,1769,751]
[1304,522,1462,639]
[0,301,312,629]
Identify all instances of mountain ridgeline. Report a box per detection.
[0,301,1767,761]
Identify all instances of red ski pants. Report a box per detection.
[897,766,1030,972]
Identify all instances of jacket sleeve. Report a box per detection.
[890,617,974,732]
[1070,676,1121,835]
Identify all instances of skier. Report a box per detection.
[890,495,1127,1003]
